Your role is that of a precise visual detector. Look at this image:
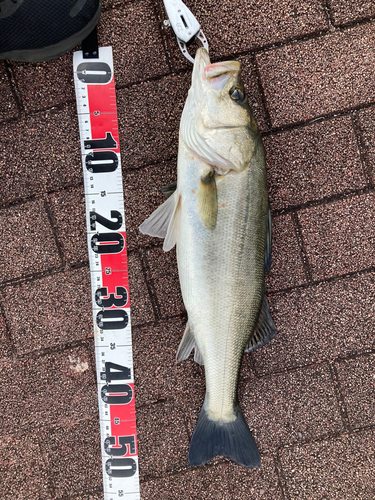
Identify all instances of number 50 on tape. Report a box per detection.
[73,47,140,500]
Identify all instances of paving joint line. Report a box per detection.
[336,349,375,362]
[331,13,375,30]
[124,153,178,173]
[274,449,290,500]
[101,0,138,13]
[152,0,176,74]
[132,312,188,336]
[0,193,39,212]
[262,101,375,137]
[350,112,374,190]
[136,247,163,321]
[267,264,375,297]
[4,99,75,123]
[0,266,68,290]
[84,339,99,384]
[329,363,351,431]
[139,447,276,484]
[0,260,90,289]
[62,486,104,499]
[245,359,332,383]
[271,184,374,218]
[0,299,17,356]
[43,195,67,268]
[2,62,374,136]
[37,432,58,499]
[0,182,86,212]
[290,212,313,282]
[4,60,25,117]
[275,424,375,455]
[244,349,375,382]
[322,0,334,27]
[251,53,273,130]
[245,14,375,59]
[10,337,93,361]
[0,17,375,127]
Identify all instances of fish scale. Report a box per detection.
[178,155,267,422]
[140,48,276,468]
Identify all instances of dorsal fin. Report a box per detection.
[244,295,276,353]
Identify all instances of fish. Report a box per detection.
[139,47,276,468]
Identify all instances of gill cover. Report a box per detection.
[180,48,257,173]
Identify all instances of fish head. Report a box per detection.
[180,48,258,173]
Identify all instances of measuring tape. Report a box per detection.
[73,47,140,500]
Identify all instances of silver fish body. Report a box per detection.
[140,48,276,468]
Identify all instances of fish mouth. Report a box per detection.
[193,48,241,91]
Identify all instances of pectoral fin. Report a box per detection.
[197,170,218,231]
[244,295,276,353]
[139,190,181,251]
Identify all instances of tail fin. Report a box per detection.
[188,405,261,468]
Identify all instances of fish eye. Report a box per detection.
[229,86,246,103]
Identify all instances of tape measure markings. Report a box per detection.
[74,47,140,500]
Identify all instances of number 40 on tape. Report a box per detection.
[73,46,140,500]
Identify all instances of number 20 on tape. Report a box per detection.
[73,47,140,500]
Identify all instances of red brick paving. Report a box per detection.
[117,73,190,168]
[265,116,366,211]
[1,0,374,498]
[0,199,61,281]
[98,1,170,86]
[0,314,12,359]
[257,23,375,127]
[123,159,176,249]
[355,105,375,185]
[48,186,88,266]
[141,245,185,318]
[0,433,50,499]
[0,63,18,121]
[279,429,375,500]
[335,354,375,428]
[127,251,156,325]
[140,455,284,500]
[43,419,103,498]
[10,53,76,113]
[132,318,205,406]
[298,193,375,280]
[240,364,343,452]
[330,0,375,25]
[163,0,328,70]
[0,105,82,205]
[2,268,93,353]
[254,273,375,374]
[21,347,97,430]
[136,400,190,478]
[265,213,307,291]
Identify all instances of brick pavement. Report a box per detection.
[1,0,375,498]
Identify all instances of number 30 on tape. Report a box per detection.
[73,47,140,500]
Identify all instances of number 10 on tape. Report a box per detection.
[73,47,140,500]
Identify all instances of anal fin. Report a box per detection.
[176,322,204,365]
[245,295,276,354]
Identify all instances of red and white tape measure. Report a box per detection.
[73,47,140,500]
